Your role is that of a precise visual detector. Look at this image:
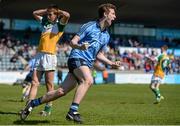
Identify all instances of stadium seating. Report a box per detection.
[0,31,179,73]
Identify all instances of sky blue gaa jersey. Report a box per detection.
[69,21,110,68]
[28,58,36,71]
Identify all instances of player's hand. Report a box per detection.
[111,61,121,68]
[80,42,89,50]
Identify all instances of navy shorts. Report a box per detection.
[68,58,89,73]
[24,71,33,83]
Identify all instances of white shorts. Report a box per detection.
[34,52,57,71]
[151,75,162,84]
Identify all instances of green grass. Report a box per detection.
[0,84,180,125]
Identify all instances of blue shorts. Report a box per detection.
[68,58,89,73]
[24,71,33,82]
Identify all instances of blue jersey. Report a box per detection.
[24,58,36,81]
[69,21,110,67]
[28,58,36,71]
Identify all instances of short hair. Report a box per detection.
[162,45,168,51]
[98,3,116,18]
[47,4,59,15]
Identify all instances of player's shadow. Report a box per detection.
[0,110,18,115]
[13,120,50,125]
[175,122,180,125]
[133,102,145,104]
[6,99,22,102]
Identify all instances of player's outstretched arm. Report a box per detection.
[145,54,158,63]
[97,51,121,68]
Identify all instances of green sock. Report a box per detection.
[151,88,158,97]
[154,88,161,98]
[44,104,52,113]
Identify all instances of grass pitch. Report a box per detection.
[0,84,180,125]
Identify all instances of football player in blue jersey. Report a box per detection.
[20,58,36,102]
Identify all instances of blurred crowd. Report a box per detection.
[0,31,179,73]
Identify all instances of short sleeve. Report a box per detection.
[157,54,163,62]
[38,16,43,23]
[101,44,108,53]
[57,22,66,32]
[40,16,48,26]
[76,22,93,40]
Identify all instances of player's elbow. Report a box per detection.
[69,40,75,48]
[70,35,80,48]
[64,12,70,18]
[70,40,78,48]
[96,52,104,60]
[61,11,70,19]
[32,11,39,19]
[33,11,38,16]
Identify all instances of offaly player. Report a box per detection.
[148,45,171,104]
[25,4,70,116]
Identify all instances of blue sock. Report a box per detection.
[31,97,42,107]
[70,102,79,112]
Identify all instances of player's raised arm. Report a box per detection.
[145,54,158,63]
[33,9,47,21]
[58,9,70,24]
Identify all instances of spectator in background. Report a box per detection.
[10,53,18,63]
[92,69,97,84]
[144,60,152,73]
[0,20,4,31]
[102,69,108,84]
[135,58,141,70]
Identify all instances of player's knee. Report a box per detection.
[46,79,53,86]
[78,77,93,86]
[150,84,155,89]
[31,80,40,87]
[46,82,54,91]
[84,78,93,86]
[57,88,65,96]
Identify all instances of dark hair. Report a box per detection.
[48,4,59,10]
[162,45,168,51]
[98,3,116,18]
[47,4,59,15]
